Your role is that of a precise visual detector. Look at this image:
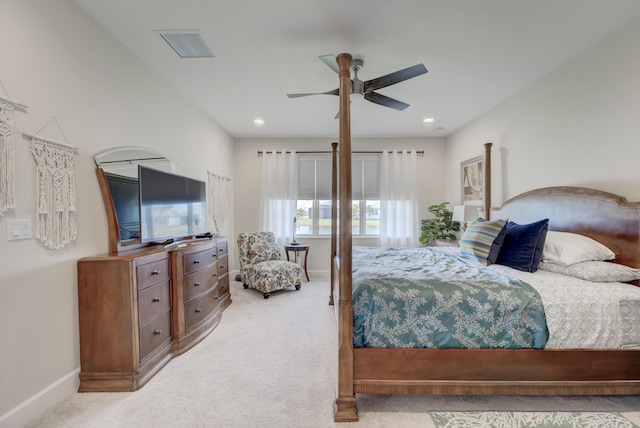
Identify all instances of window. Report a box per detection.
[352,155,381,236]
[297,154,380,236]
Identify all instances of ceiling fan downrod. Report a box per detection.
[351,59,364,95]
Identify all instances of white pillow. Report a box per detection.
[538,260,640,282]
[542,231,615,266]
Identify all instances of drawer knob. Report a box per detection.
[194,282,201,287]
[152,269,160,275]
[194,259,201,264]
[214,296,219,300]
[220,265,225,269]
[153,297,161,302]
[212,273,217,277]
[195,308,202,313]
[154,329,162,335]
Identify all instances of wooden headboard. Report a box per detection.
[490,186,640,269]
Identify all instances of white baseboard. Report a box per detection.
[0,368,79,428]
[230,269,330,282]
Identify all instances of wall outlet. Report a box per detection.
[7,219,32,241]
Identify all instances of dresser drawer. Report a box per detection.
[183,263,218,302]
[184,286,219,331]
[139,310,171,362]
[217,254,228,277]
[183,248,217,274]
[137,259,170,290]
[218,273,230,298]
[217,240,228,257]
[138,280,171,326]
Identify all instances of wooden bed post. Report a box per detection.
[329,141,338,306]
[483,142,492,220]
[334,53,358,422]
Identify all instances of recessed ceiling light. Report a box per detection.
[254,118,264,125]
[423,117,435,123]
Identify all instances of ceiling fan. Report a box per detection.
[287,54,428,112]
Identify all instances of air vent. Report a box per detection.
[158,31,215,59]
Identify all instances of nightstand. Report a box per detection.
[284,243,310,281]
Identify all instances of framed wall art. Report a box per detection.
[461,155,483,205]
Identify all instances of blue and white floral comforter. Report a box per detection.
[352,246,549,348]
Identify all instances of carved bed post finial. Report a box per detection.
[484,142,492,220]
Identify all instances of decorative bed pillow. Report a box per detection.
[459,218,507,266]
[495,219,549,273]
[542,231,615,266]
[538,260,640,283]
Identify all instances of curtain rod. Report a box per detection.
[96,156,166,166]
[257,150,424,156]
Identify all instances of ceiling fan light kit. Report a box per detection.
[287,54,428,113]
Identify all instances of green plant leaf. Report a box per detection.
[419,202,461,246]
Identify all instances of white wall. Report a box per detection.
[0,1,233,426]
[233,137,447,274]
[446,17,640,207]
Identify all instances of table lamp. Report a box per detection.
[452,205,479,232]
[291,216,298,245]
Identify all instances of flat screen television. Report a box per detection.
[104,172,141,241]
[138,165,207,244]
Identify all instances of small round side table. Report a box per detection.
[284,243,310,281]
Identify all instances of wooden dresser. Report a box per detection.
[216,239,231,310]
[77,237,230,392]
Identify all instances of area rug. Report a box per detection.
[429,411,638,428]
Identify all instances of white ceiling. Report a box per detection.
[74,0,640,139]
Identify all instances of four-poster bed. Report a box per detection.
[330,52,640,422]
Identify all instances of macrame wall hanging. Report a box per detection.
[0,81,28,215]
[24,116,79,249]
[207,171,230,235]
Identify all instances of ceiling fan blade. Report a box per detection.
[287,88,339,98]
[364,64,428,92]
[364,92,410,111]
[319,54,339,74]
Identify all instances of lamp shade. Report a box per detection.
[452,205,479,223]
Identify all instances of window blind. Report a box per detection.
[298,153,380,200]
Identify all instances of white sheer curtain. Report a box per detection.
[259,150,298,246]
[380,150,418,247]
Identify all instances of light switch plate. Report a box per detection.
[7,219,32,241]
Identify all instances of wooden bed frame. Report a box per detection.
[330,53,640,422]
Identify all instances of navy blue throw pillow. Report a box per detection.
[496,219,549,272]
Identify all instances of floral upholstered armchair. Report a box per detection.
[237,232,304,299]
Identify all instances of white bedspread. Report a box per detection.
[438,247,640,349]
[488,265,640,349]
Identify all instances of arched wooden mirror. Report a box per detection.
[94,146,183,254]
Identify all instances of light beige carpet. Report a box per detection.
[27,278,640,428]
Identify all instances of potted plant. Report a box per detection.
[419,202,461,246]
